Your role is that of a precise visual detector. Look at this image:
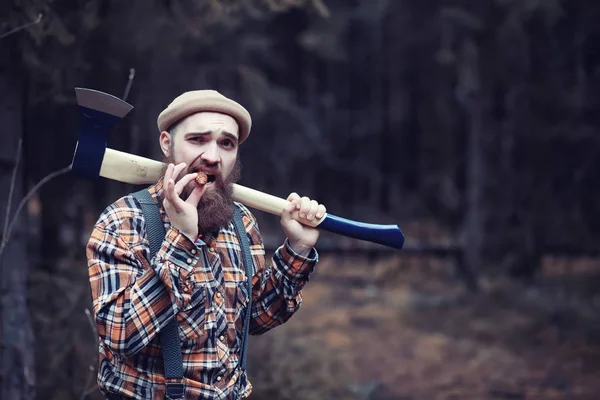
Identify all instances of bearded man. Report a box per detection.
[86,90,325,400]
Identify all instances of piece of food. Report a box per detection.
[195,172,208,185]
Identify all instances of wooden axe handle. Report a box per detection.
[99,148,321,227]
[97,148,404,249]
[100,147,163,184]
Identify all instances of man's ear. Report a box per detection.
[159,131,172,157]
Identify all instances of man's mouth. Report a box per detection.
[193,169,217,186]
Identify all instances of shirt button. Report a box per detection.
[191,249,197,255]
[215,292,222,299]
[209,247,216,253]
[216,376,222,382]
[219,335,225,342]
[186,258,193,264]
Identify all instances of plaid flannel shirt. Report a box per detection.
[86,178,318,399]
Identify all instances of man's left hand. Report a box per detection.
[280,193,326,256]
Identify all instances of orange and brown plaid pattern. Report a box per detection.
[86,179,317,399]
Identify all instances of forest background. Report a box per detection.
[2,0,600,399]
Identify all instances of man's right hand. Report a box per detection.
[162,162,207,240]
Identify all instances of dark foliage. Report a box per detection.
[2,0,600,398]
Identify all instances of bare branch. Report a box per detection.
[79,365,96,400]
[0,166,71,261]
[81,310,99,398]
[0,13,43,40]
[84,308,98,341]
[81,384,100,399]
[2,139,22,244]
[311,0,330,18]
[122,68,136,101]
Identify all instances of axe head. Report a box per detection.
[71,88,134,179]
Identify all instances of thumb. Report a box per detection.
[186,184,207,207]
[280,201,297,225]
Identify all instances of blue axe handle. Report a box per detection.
[317,214,405,250]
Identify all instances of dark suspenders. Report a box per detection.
[132,189,252,400]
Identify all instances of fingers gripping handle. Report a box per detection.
[231,185,405,250]
[232,185,322,226]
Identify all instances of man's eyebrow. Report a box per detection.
[184,131,239,141]
[221,131,239,142]
[184,131,211,137]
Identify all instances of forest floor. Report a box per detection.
[248,250,600,400]
[31,221,600,400]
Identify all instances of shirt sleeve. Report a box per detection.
[86,202,201,357]
[235,203,318,335]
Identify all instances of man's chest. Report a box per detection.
[177,237,250,342]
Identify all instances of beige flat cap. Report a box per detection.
[157,90,252,144]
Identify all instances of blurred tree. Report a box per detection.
[0,36,35,400]
[3,0,331,398]
[3,0,600,397]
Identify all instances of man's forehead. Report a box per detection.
[178,111,238,136]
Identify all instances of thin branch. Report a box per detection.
[82,384,100,399]
[79,365,96,400]
[82,309,99,399]
[84,308,98,340]
[311,0,330,18]
[0,165,71,261]
[0,13,43,39]
[2,139,22,243]
[122,68,136,101]
[34,291,83,326]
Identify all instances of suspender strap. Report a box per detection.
[231,208,253,369]
[231,206,253,399]
[132,189,184,400]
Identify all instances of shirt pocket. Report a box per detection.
[177,285,207,342]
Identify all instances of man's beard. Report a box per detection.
[160,153,242,234]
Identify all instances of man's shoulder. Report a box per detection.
[234,201,265,232]
[234,201,258,223]
[95,192,146,231]
[234,201,253,217]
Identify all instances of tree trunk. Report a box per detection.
[379,7,392,213]
[0,37,35,399]
[458,38,486,280]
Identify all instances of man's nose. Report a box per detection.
[200,142,220,164]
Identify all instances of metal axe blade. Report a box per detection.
[71,88,134,179]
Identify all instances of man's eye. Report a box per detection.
[221,139,234,148]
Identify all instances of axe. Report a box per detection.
[71,88,405,250]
